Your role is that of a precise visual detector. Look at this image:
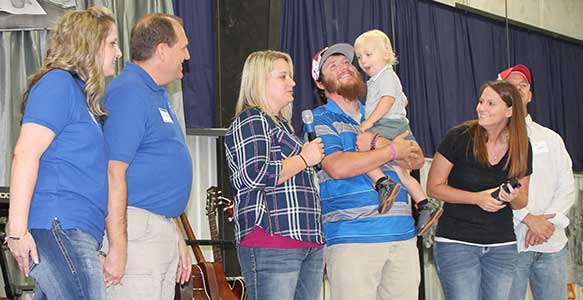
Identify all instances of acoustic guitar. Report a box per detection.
[205,187,245,299]
[174,211,241,300]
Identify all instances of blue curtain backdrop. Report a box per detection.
[280,0,328,129]
[280,0,583,171]
[509,27,583,168]
[173,0,216,128]
[174,0,583,170]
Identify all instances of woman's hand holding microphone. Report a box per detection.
[299,138,324,168]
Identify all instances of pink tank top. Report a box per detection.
[239,226,323,249]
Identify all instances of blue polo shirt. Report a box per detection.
[23,69,108,243]
[313,100,416,246]
[103,62,192,218]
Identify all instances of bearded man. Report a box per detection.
[311,43,425,300]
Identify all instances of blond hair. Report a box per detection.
[235,50,294,127]
[22,6,116,117]
[354,29,398,65]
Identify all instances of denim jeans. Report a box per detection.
[29,220,106,300]
[434,241,518,300]
[237,246,323,300]
[508,246,567,300]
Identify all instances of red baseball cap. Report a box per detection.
[311,43,354,84]
[498,64,532,84]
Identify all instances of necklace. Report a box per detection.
[488,130,509,162]
[492,148,505,160]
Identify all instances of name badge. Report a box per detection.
[532,141,549,155]
[158,108,174,123]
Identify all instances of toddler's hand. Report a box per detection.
[359,120,373,132]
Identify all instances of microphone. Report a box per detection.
[301,110,320,170]
[302,110,317,142]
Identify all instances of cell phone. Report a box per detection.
[490,178,522,200]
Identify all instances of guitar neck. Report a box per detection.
[208,213,223,263]
[179,213,207,263]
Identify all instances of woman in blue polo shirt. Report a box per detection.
[7,6,121,300]
[224,50,325,300]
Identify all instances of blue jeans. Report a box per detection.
[434,242,518,300]
[508,246,567,300]
[237,246,323,300]
[29,220,106,300]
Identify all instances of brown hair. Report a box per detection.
[130,13,183,61]
[465,80,529,178]
[22,6,116,117]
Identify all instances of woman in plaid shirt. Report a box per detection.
[224,50,325,300]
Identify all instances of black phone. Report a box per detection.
[490,178,522,200]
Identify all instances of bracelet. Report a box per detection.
[298,154,309,168]
[4,231,29,244]
[388,144,397,161]
[370,133,380,150]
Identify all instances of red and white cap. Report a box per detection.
[498,64,532,84]
[311,43,355,83]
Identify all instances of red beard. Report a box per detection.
[322,70,366,101]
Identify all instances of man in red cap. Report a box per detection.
[499,64,576,300]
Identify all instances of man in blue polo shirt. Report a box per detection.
[101,14,193,299]
[311,43,424,300]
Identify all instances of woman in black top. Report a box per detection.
[427,80,532,300]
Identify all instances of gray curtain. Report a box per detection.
[0,0,181,186]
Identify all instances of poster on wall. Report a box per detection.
[0,0,47,15]
[0,0,74,31]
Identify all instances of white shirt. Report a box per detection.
[513,115,576,253]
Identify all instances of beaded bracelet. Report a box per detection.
[370,133,380,150]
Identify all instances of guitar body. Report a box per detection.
[192,266,210,300]
[174,266,205,300]
[229,277,245,300]
[174,213,244,300]
[197,262,241,300]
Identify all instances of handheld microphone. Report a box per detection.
[302,110,317,142]
[491,178,521,201]
[301,110,320,170]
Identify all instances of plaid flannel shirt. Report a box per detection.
[224,107,324,244]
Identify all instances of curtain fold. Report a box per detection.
[280,0,328,133]
[0,0,178,186]
[281,0,583,171]
[173,0,215,128]
[509,27,583,170]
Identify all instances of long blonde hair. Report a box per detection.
[465,80,529,178]
[235,50,294,126]
[21,6,116,117]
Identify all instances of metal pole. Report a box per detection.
[505,0,511,66]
